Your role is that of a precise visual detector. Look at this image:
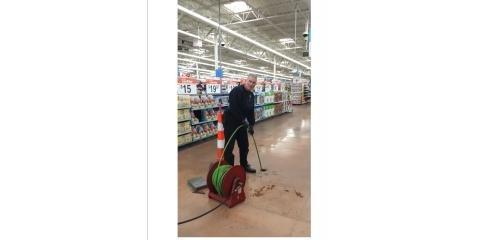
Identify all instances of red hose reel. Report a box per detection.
[206,160,246,208]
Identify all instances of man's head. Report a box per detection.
[243,74,257,92]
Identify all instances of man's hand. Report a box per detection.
[248,126,254,135]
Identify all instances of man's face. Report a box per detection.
[244,77,257,92]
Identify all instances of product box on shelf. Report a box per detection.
[201,124,210,136]
[198,125,206,138]
[214,95,229,107]
[178,133,193,146]
[192,126,200,140]
[274,92,283,102]
[191,111,199,124]
[184,134,192,143]
[255,93,264,106]
[178,121,191,134]
[177,109,191,121]
[274,104,283,115]
[190,95,200,109]
[207,95,215,106]
[255,108,264,121]
[209,122,217,134]
[178,95,191,109]
[208,109,216,121]
[191,94,217,109]
[200,95,210,108]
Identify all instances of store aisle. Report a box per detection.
[178,104,310,237]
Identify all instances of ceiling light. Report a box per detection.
[191,48,207,55]
[224,1,251,13]
[178,52,293,80]
[234,59,246,65]
[279,38,295,45]
[177,30,298,71]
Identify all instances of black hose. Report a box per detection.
[178,202,223,225]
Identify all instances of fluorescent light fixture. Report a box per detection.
[234,59,246,65]
[178,5,311,70]
[177,30,297,71]
[178,52,293,80]
[279,38,295,44]
[224,1,251,13]
[178,30,215,44]
[191,48,207,54]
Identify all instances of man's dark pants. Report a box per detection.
[223,112,249,167]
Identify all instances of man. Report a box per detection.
[223,74,257,173]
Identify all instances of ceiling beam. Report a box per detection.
[224,9,309,26]
[178,4,310,70]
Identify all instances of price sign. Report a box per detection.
[206,84,221,94]
[177,83,197,94]
[264,84,272,92]
[177,77,198,95]
[226,84,236,93]
[255,85,263,93]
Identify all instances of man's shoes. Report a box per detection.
[243,164,257,173]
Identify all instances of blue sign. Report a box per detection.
[215,68,223,78]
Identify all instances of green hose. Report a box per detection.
[212,123,246,196]
[212,164,231,195]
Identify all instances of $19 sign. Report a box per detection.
[206,84,221,94]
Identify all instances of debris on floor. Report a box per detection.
[252,184,276,197]
[295,191,304,198]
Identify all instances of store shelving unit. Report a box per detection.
[291,83,310,105]
[304,84,311,103]
[178,80,293,148]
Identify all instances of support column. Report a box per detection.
[196,62,199,79]
[214,33,219,70]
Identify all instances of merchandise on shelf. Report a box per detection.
[274,104,283,115]
[197,125,206,139]
[254,107,264,121]
[202,124,210,136]
[200,95,210,108]
[192,126,200,140]
[255,93,264,106]
[274,92,283,102]
[177,109,191,121]
[209,122,217,134]
[178,133,193,146]
[190,95,201,109]
[178,121,191,134]
[190,94,218,109]
[191,111,199,124]
[202,110,210,122]
[266,92,274,103]
[263,105,272,118]
[178,95,191,108]
[207,95,215,106]
[214,95,229,106]
[208,109,216,121]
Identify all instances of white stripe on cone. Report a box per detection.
[217,139,225,148]
[217,123,224,131]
